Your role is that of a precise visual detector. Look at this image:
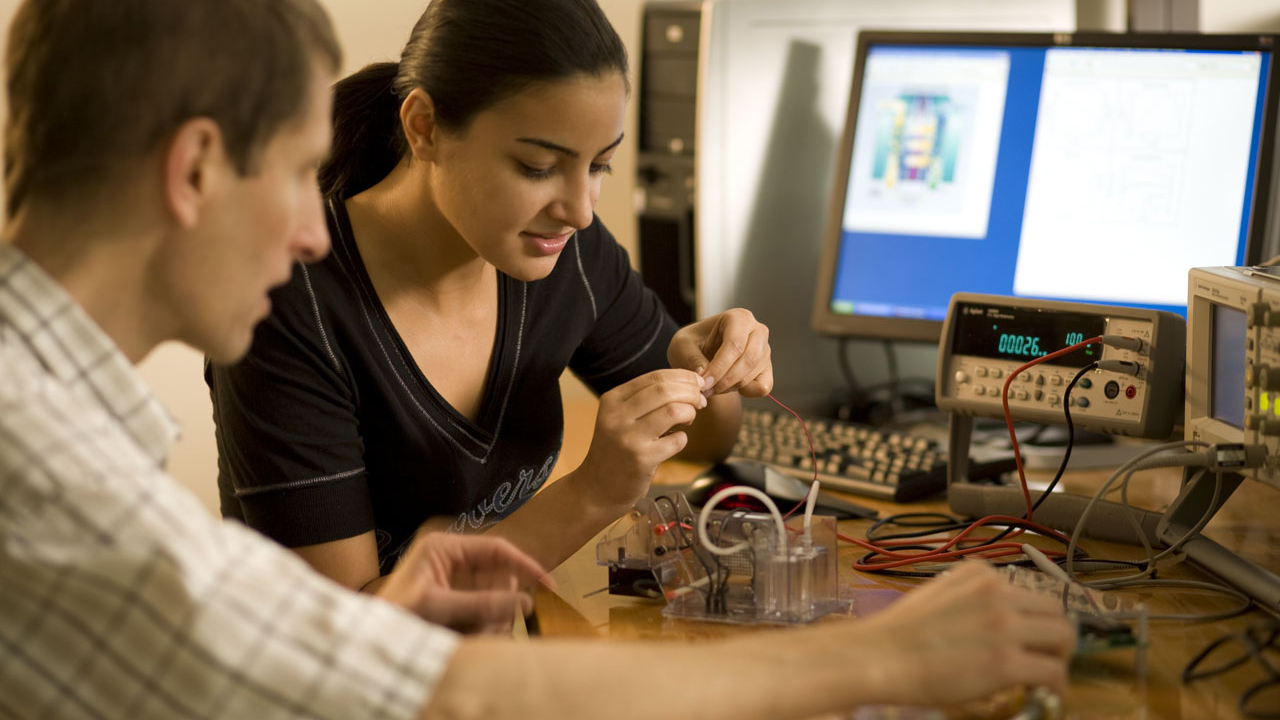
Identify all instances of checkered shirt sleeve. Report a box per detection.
[0,245,459,719]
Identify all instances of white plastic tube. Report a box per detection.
[696,485,787,557]
[803,479,820,545]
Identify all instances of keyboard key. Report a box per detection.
[730,408,1016,502]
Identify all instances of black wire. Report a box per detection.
[883,340,904,418]
[865,512,969,542]
[654,495,718,609]
[1183,619,1280,719]
[979,362,1097,547]
[859,364,1098,563]
[837,337,863,397]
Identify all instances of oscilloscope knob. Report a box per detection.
[1259,366,1280,391]
[1245,414,1280,435]
[1254,304,1280,327]
[1249,302,1270,326]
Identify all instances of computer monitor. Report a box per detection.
[812,31,1279,343]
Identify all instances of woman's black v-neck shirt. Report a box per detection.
[208,198,676,573]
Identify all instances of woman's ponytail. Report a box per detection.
[318,62,405,199]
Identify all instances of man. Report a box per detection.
[0,1,1074,718]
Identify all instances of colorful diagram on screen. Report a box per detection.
[842,50,1008,240]
[871,94,960,190]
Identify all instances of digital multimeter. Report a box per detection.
[936,293,1186,439]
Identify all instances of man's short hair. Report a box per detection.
[4,0,342,216]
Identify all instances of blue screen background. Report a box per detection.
[828,45,1271,322]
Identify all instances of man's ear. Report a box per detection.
[164,117,226,230]
[401,88,442,162]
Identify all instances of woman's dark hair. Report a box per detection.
[320,0,628,199]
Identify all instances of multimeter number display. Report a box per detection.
[953,302,1104,367]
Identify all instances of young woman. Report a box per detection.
[208,0,773,590]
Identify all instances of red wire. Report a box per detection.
[755,350,1103,572]
[765,393,819,520]
[999,335,1103,519]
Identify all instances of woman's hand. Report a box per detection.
[577,368,707,510]
[375,531,549,635]
[851,561,1076,706]
[668,308,773,398]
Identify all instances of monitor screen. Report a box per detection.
[812,31,1279,342]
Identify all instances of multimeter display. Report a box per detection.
[952,302,1104,367]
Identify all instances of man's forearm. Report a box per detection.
[420,628,877,720]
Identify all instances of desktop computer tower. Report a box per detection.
[636,2,700,327]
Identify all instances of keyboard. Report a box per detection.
[729,407,1016,502]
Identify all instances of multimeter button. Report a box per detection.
[975,367,989,377]
[1050,376,1063,386]
[1035,375,1045,385]
[954,371,969,384]
[1048,394,1061,405]
[1014,390,1029,401]
[1079,378,1093,389]
[1077,397,1091,408]
[990,369,1004,379]
[1034,390,1044,401]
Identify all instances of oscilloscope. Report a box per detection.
[1186,265,1280,489]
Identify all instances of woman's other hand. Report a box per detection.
[579,368,706,509]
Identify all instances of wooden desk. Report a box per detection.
[539,396,1280,719]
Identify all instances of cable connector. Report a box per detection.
[1210,443,1268,470]
[1100,334,1144,352]
[1097,359,1142,376]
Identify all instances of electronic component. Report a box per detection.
[995,564,1148,675]
[1187,266,1280,489]
[596,493,850,625]
[936,293,1185,439]
[1169,266,1280,615]
[938,293,1186,546]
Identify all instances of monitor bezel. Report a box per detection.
[810,30,1280,343]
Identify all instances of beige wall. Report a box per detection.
[5,0,1280,514]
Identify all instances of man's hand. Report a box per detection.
[853,561,1076,705]
[375,532,549,634]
